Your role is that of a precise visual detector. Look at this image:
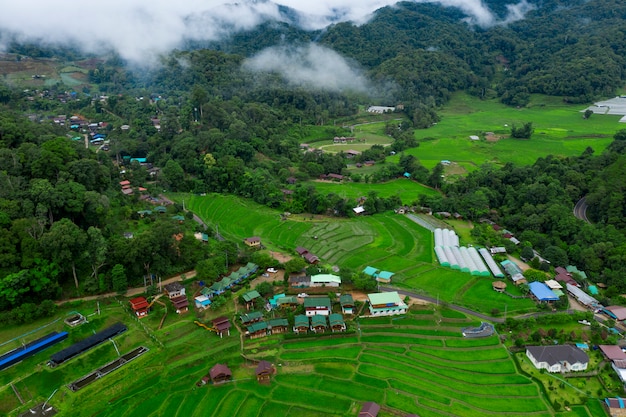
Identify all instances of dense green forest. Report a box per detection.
[2,0,626,316]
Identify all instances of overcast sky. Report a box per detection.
[0,0,533,64]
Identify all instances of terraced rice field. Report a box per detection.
[1,300,607,417]
[182,193,433,271]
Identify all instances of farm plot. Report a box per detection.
[390,92,615,169]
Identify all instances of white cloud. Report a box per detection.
[243,44,370,93]
[0,0,534,63]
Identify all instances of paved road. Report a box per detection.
[574,196,590,223]
[380,285,585,324]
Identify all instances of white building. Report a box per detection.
[367,292,407,316]
[526,345,589,373]
[310,274,341,287]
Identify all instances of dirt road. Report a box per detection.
[56,270,196,305]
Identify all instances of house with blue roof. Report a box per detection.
[376,271,394,283]
[528,281,559,303]
[363,266,379,276]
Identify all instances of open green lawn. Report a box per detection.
[386,92,617,169]
[1,300,608,417]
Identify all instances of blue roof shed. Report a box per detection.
[528,281,559,302]
[363,266,379,276]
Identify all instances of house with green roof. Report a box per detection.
[240,311,263,325]
[277,296,299,309]
[241,290,261,310]
[367,292,407,316]
[293,315,309,334]
[340,294,355,314]
[268,318,289,334]
[329,313,346,332]
[310,315,328,333]
[304,297,332,316]
[247,321,268,339]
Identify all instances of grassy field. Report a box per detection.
[385,93,618,170]
[308,178,439,204]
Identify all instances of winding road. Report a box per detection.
[573,196,590,223]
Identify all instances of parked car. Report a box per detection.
[297,293,309,298]
[267,268,278,273]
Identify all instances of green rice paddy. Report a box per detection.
[0,298,607,417]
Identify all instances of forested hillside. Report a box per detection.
[1,0,626,315]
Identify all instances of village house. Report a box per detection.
[164,282,185,299]
[209,364,232,385]
[277,296,299,310]
[526,345,589,373]
[304,297,332,316]
[310,315,328,333]
[241,290,261,310]
[240,311,263,326]
[194,294,212,310]
[170,295,189,314]
[329,313,346,332]
[255,360,274,384]
[359,402,380,417]
[243,236,261,247]
[604,398,626,417]
[293,315,309,334]
[212,316,231,338]
[129,297,150,318]
[289,274,310,288]
[268,318,289,335]
[247,321,268,339]
[340,294,355,314]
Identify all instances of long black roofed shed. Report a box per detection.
[49,322,127,367]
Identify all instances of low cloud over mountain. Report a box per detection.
[243,43,370,93]
[0,0,534,64]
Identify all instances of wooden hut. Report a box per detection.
[255,360,274,384]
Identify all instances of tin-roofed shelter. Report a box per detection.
[528,281,559,302]
[367,292,407,316]
[310,274,341,287]
[604,306,626,321]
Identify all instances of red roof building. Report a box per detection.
[129,297,149,318]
